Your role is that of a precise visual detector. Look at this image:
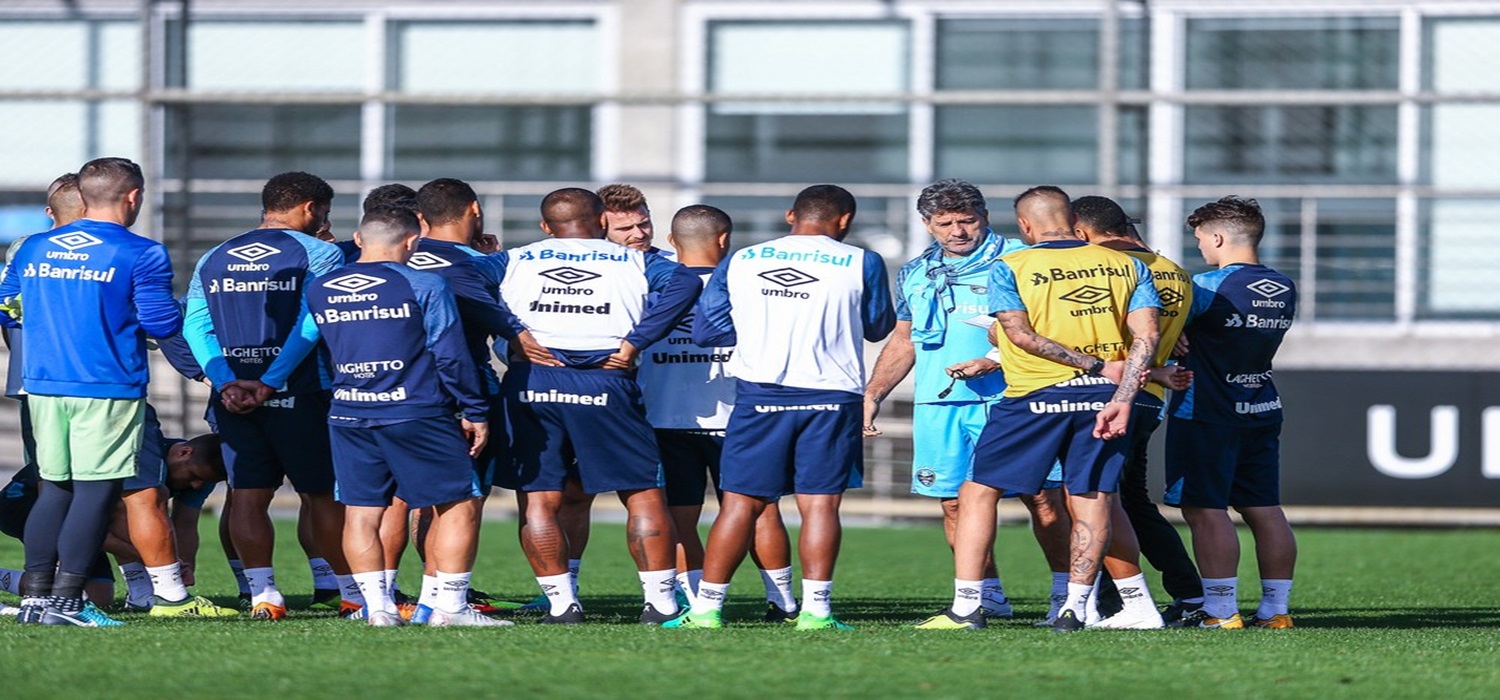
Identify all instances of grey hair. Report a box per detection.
[916,179,987,220]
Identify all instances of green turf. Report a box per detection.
[3,519,1499,698]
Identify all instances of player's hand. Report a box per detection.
[462,419,489,458]
[1149,365,1193,391]
[600,340,639,371]
[514,330,563,367]
[1100,360,1125,384]
[947,358,1001,379]
[473,233,499,254]
[862,397,882,437]
[1173,335,1190,358]
[180,561,196,587]
[219,383,255,414]
[1093,402,1131,440]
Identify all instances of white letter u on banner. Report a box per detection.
[1367,405,1459,479]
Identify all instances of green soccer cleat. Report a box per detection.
[308,589,341,611]
[149,595,240,618]
[795,613,854,631]
[663,608,723,629]
[915,608,987,630]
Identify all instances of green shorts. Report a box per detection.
[29,395,145,482]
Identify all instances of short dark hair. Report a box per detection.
[47,173,83,215]
[791,184,856,222]
[184,434,226,481]
[671,204,732,242]
[362,183,417,215]
[597,183,648,213]
[1013,185,1070,210]
[416,178,478,227]
[76,157,143,209]
[262,171,334,214]
[359,205,421,247]
[541,188,605,227]
[917,179,987,220]
[1072,195,1133,238]
[1186,196,1265,244]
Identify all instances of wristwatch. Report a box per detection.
[1087,358,1105,375]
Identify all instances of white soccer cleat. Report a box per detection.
[367,611,407,627]
[1089,607,1165,630]
[428,607,516,627]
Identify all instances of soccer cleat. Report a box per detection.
[1051,609,1086,633]
[43,602,123,627]
[675,589,693,612]
[396,599,419,621]
[981,595,1014,620]
[237,593,252,611]
[639,603,687,626]
[338,601,365,620]
[1252,613,1294,629]
[1184,610,1245,630]
[1090,607,1165,630]
[367,611,407,627]
[16,598,47,624]
[308,588,342,611]
[763,603,799,624]
[663,608,722,629]
[149,595,240,618]
[540,602,584,625]
[915,608,987,630]
[408,604,433,625]
[76,603,125,627]
[795,613,854,631]
[0,602,19,616]
[517,594,550,613]
[1034,593,1067,627]
[429,607,516,627]
[250,601,288,621]
[120,599,153,613]
[1161,599,1203,627]
[466,588,521,613]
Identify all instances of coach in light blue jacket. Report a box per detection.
[0,157,181,626]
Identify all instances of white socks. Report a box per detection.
[536,572,578,616]
[119,563,153,605]
[418,574,439,610]
[353,571,391,614]
[146,562,189,602]
[309,557,337,590]
[245,567,285,607]
[384,569,400,597]
[952,579,983,617]
[1063,581,1094,619]
[1202,576,1238,619]
[639,568,679,615]
[801,579,833,618]
[1112,573,1157,615]
[759,567,797,612]
[1258,579,1292,618]
[336,574,365,606]
[692,581,730,615]
[435,571,471,614]
[568,558,582,596]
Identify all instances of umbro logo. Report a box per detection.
[1247,278,1290,299]
[540,266,601,286]
[673,316,694,334]
[758,268,818,288]
[1206,585,1235,594]
[49,231,103,252]
[958,587,980,596]
[1158,288,1184,307]
[1057,285,1111,305]
[226,242,280,263]
[407,251,452,270]
[323,273,386,294]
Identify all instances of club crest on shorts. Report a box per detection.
[916,468,937,487]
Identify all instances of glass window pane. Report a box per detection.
[0,20,137,91]
[98,21,141,91]
[0,191,53,244]
[388,106,591,182]
[1419,199,1500,318]
[705,112,908,183]
[1424,105,1500,188]
[178,21,364,91]
[164,105,361,179]
[0,100,140,184]
[394,21,599,93]
[1117,107,1146,186]
[1425,17,1500,92]
[711,21,909,94]
[936,18,1097,90]
[934,106,1096,184]
[1185,17,1399,90]
[1312,199,1396,320]
[1184,106,1397,184]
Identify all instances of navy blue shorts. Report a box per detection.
[720,401,862,499]
[213,391,335,493]
[972,386,1126,496]
[1164,418,1282,509]
[472,401,508,492]
[330,416,483,509]
[658,430,724,507]
[504,364,661,495]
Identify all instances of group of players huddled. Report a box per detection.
[0,156,1296,632]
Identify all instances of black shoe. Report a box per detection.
[763,603,800,624]
[540,602,584,625]
[639,603,687,626]
[237,593,252,611]
[309,588,342,610]
[16,598,47,625]
[1162,600,1203,627]
[40,596,88,626]
[1051,609,1085,633]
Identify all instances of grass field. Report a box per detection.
[2,518,1499,698]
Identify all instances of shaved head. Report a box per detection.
[671,204,731,248]
[358,206,421,248]
[46,172,84,226]
[1013,185,1074,234]
[540,188,605,228]
[77,157,143,209]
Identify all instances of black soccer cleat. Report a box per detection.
[1051,608,1086,633]
[639,603,687,626]
[540,602,584,625]
[16,598,47,625]
[763,603,800,624]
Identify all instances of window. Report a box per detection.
[936,19,1097,90]
[1184,106,1398,184]
[934,106,1096,184]
[0,101,140,183]
[164,105,361,180]
[1185,17,1399,90]
[0,20,139,91]
[387,105,591,182]
[393,21,599,93]
[1419,199,1500,319]
[168,21,365,91]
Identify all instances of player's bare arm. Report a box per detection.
[513,329,564,367]
[863,320,915,436]
[1094,307,1159,440]
[994,309,1103,371]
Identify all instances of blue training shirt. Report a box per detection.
[1168,263,1297,426]
[308,261,488,426]
[406,238,502,396]
[0,220,181,399]
[183,229,345,394]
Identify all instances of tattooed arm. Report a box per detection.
[1093,306,1160,440]
[994,309,1108,373]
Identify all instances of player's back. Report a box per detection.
[721,234,887,396]
[1170,263,1296,425]
[497,237,652,355]
[1122,247,1194,402]
[408,237,501,394]
[637,267,734,429]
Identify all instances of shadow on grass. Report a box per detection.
[1289,606,1500,630]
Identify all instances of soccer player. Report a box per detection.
[308,205,506,628]
[675,184,896,630]
[599,183,669,257]
[1165,196,1298,630]
[1070,195,1197,629]
[635,204,799,619]
[0,463,117,620]
[452,188,701,625]
[935,186,1159,632]
[0,157,183,626]
[182,171,354,621]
